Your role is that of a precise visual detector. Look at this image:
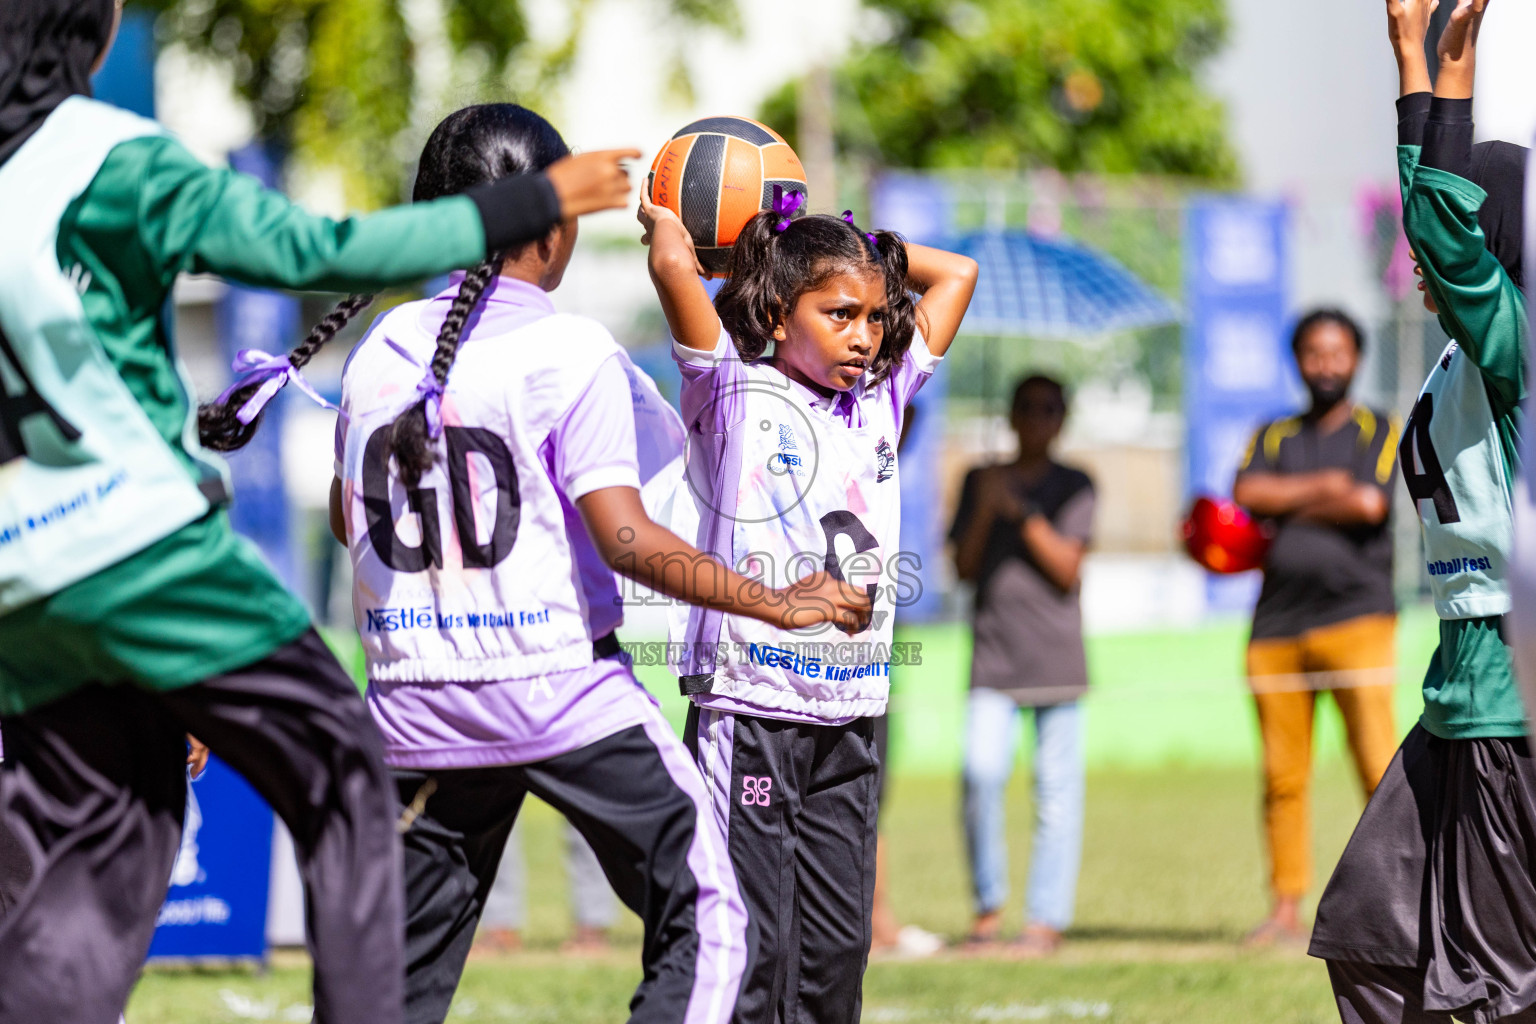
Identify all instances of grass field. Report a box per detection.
[129,607,1437,1019]
[144,610,1440,1022]
[128,761,1368,1022]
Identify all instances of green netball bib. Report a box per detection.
[1401,340,1514,619]
[0,98,221,614]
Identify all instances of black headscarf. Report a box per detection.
[1468,140,1527,289]
[0,0,118,167]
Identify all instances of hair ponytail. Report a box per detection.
[863,228,918,384]
[198,292,375,451]
[717,210,788,362]
[199,102,571,457]
[377,103,571,486]
[386,256,499,487]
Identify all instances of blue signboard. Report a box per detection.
[1183,198,1296,608]
[91,11,155,116]
[873,174,953,623]
[146,756,275,961]
[219,144,302,591]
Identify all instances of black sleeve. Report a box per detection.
[465,173,563,254]
[948,469,979,544]
[1397,92,1432,147]
[1421,97,1474,178]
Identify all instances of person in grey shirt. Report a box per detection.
[949,374,1094,957]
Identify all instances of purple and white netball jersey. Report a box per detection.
[338,275,675,767]
[668,328,940,723]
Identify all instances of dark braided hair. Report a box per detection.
[714,210,917,387]
[198,291,375,451]
[385,103,571,485]
[388,255,498,486]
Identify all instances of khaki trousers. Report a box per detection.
[1247,613,1398,899]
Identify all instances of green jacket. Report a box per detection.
[0,128,548,715]
[1398,142,1528,739]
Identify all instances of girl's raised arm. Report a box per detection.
[639,195,724,352]
[905,242,979,358]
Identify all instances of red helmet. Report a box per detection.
[1181,496,1271,574]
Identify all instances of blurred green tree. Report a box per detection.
[130,0,738,208]
[762,0,1236,182]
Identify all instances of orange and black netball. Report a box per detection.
[647,115,808,278]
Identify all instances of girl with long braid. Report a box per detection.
[0,3,637,1022]
[330,104,870,1024]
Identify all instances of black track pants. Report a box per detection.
[685,705,880,1024]
[0,630,403,1024]
[0,768,27,916]
[1328,961,1536,1024]
[396,710,749,1024]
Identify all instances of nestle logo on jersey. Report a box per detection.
[1426,556,1493,576]
[771,423,807,474]
[365,606,435,632]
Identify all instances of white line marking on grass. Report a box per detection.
[865,1002,1113,1022]
[215,990,313,1022]
[972,1002,1112,1020]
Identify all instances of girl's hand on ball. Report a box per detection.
[546,149,642,218]
[639,194,707,276]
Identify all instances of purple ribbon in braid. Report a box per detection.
[416,371,446,439]
[771,184,806,232]
[842,210,879,250]
[215,349,341,425]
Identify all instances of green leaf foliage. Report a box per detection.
[762,0,1236,182]
[130,0,740,208]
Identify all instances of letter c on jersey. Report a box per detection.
[361,424,521,572]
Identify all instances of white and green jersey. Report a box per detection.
[1397,145,1528,739]
[1401,340,1514,620]
[0,96,555,715]
[0,99,218,613]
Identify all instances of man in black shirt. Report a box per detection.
[1233,309,1400,947]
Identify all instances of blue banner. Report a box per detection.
[219,144,301,591]
[1183,198,1296,608]
[90,11,155,117]
[873,174,953,623]
[146,756,275,962]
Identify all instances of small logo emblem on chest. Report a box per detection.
[875,436,895,482]
[770,423,805,475]
[1441,343,1459,371]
